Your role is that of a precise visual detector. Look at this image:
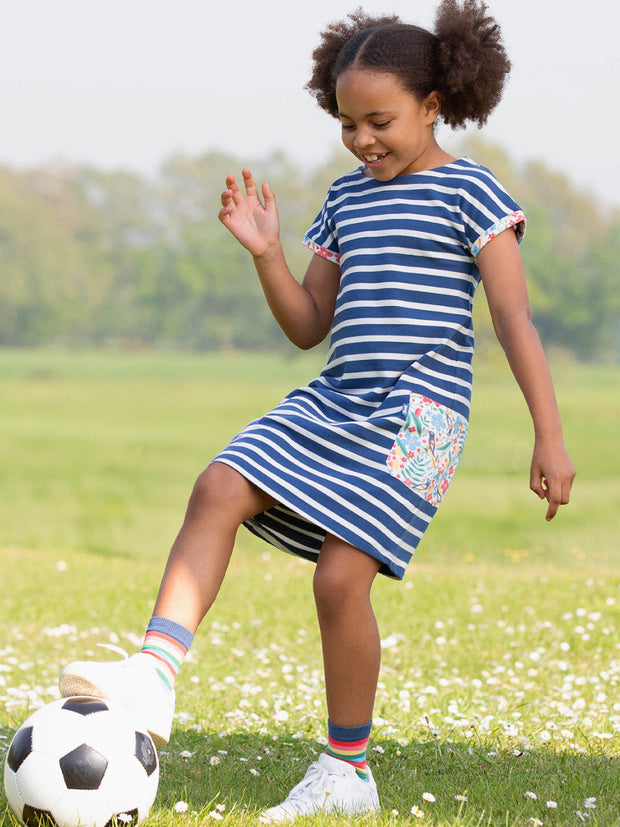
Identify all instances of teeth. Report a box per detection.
[365,155,381,162]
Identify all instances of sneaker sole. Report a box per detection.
[59,672,170,746]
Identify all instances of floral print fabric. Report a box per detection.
[386,394,468,506]
[471,209,526,258]
[303,237,341,265]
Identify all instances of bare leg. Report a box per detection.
[313,534,382,726]
[153,461,276,633]
[260,541,383,822]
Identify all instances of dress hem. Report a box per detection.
[213,456,404,579]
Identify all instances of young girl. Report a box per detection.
[60,1,575,821]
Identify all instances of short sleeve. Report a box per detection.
[458,164,526,258]
[303,190,341,265]
[471,210,526,257]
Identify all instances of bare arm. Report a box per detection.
[477,229,576,520]
[218,169,340,349]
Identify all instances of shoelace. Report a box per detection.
[286,762,344,806]
[96,643,129,659]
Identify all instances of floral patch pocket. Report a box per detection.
[386,394,468,507]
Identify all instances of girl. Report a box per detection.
[60,1,575,821]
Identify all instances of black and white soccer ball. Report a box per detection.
[3,696,159,827]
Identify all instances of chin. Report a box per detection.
[366,167,398,181]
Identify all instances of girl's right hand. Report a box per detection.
[218,169,281,259]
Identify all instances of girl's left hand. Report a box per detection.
[530,439,576,521]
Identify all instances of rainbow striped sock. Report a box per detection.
[325,720,372,782]
[141,616,194,691]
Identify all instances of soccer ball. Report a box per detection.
[4,696,159,827]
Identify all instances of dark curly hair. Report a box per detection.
[306,0,511,129]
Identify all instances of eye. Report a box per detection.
[340,123,355,131]
[373,120,391,129]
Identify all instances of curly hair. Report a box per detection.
[305,0,511,129]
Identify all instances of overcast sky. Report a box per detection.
[1,0,618,207]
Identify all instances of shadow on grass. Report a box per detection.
[155,729,620,824]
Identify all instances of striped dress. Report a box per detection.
[215,157,525,579]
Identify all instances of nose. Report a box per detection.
[353,128,375,150]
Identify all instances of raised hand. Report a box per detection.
[218,169,281,259]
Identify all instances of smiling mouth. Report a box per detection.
[362,153,388,164]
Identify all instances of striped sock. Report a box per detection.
[141,616,194,691]
[325,719,372,782]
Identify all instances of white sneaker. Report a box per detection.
[259,753,380,823]
[59,650,175,746]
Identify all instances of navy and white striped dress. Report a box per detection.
[216,158,525,579]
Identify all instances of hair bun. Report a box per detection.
[434,0,511,128]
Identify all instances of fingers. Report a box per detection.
[546,475,574,521]
[220,170,264,207]
[530,467,545,499]
[530,472,558,521]
[529,465,548,509]
[530,471,573,521]
[261,180,278,214]
[218,174,236,222]
[218,189,233,224]
[545,490,559,521]
[218,171,252,224]
[219,170,276,228]
[220,173,242,206]
[241,168,259,198]
[224,169,259,196]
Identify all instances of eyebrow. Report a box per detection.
[338,110,396,120]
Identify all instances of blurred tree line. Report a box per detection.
[0,137,617,360]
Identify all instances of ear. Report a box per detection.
[423,91,442,124]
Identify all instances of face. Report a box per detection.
[335,68,446,180]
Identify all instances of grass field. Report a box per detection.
[0,349,618,825]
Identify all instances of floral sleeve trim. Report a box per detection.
[303,236,341,265]
[472,210,526,258]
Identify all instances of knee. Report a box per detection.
[313,561,356,620]
[187,462,241,515]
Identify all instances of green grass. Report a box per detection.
[0,349,618,825]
